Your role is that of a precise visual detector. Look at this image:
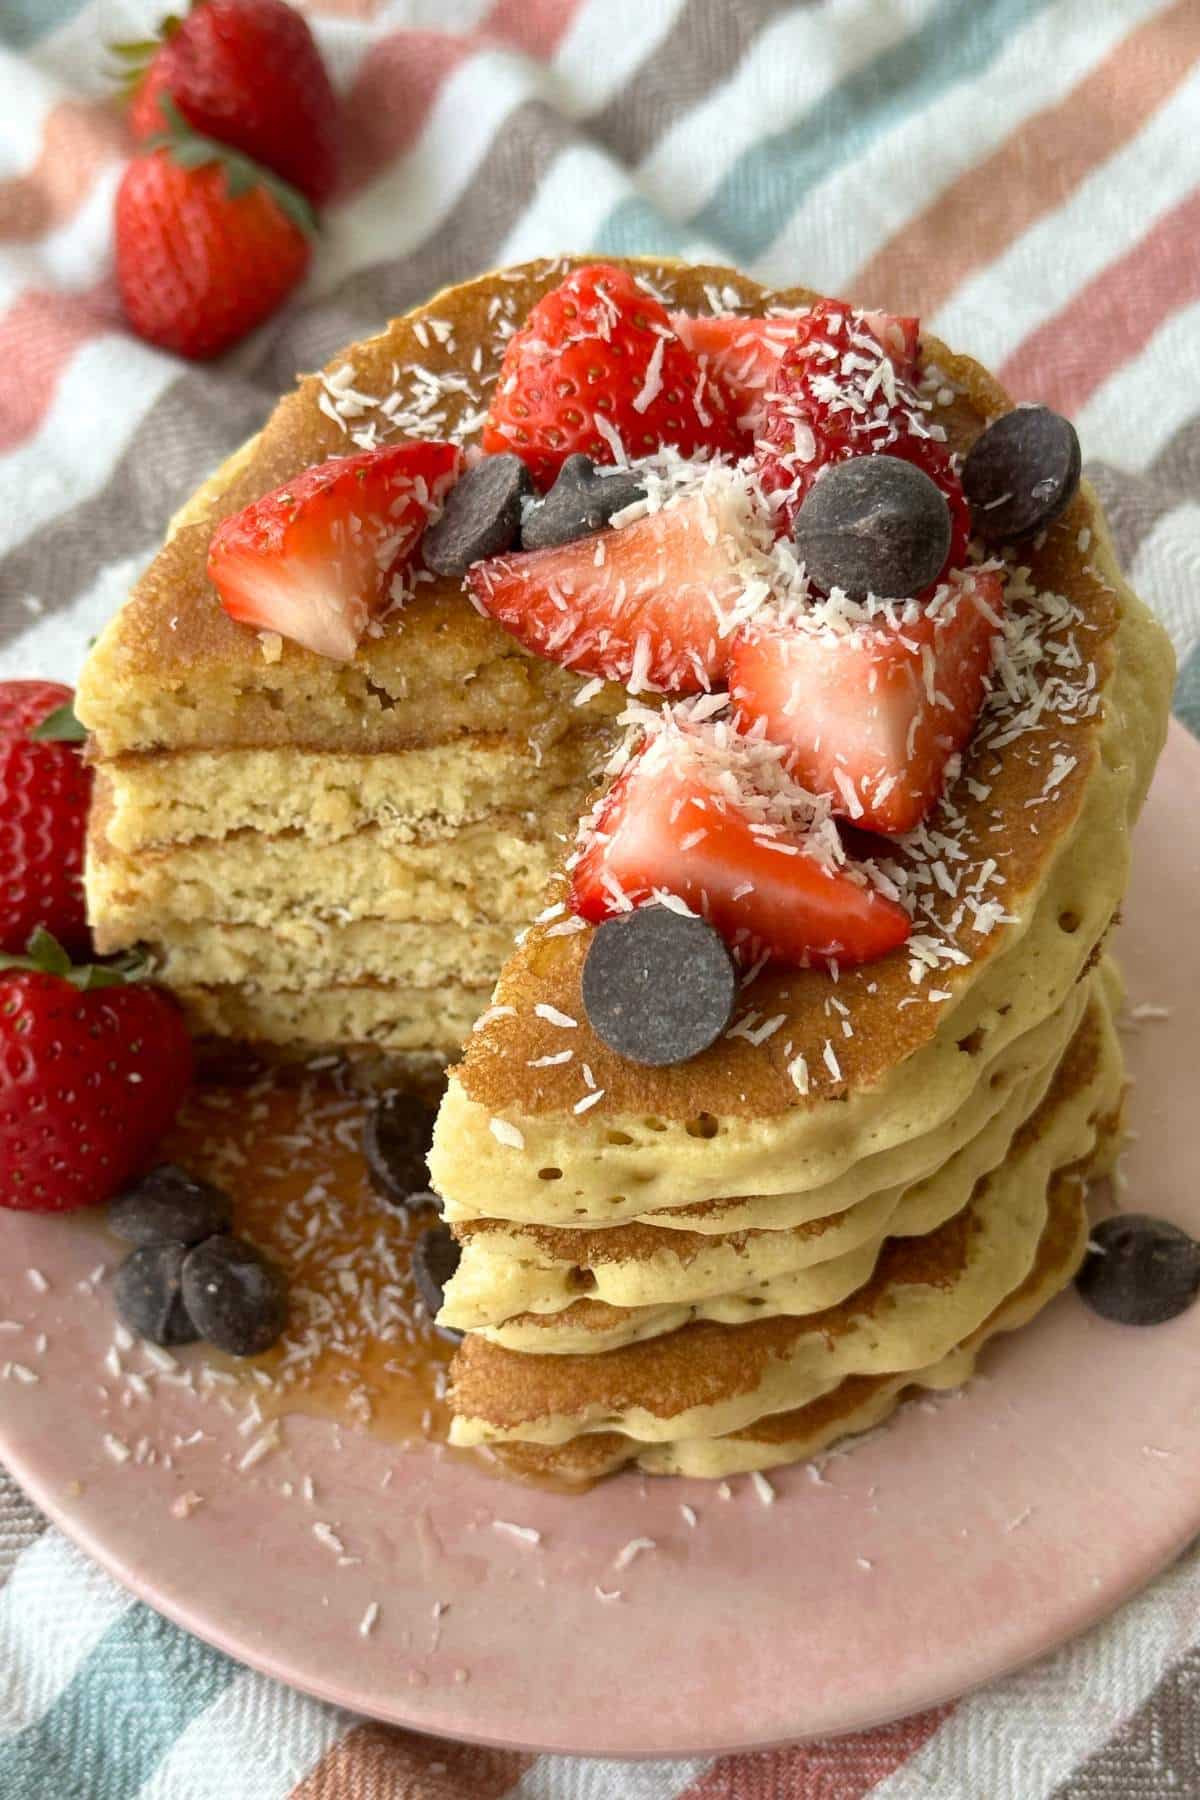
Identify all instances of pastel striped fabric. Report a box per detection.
[1,2,1198,1794]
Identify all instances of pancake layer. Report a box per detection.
[451,981,1122,1475]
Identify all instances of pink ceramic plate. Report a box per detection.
[2,721,1199,1760]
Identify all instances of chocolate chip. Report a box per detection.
[962,405,1081,542]
[793,454,952,600]
[422,454,532,576]
[109,1163,233,1248]
[522,454,647,550]
[363,1090,440,1212]
[113,1243,200,1347]
[581,906,737,1067]
[1076,1214,1200,1327]
[412,1224,462,1339]
[181,1236,288,1357]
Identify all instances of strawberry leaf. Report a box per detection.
[0,932,152,991]
[152,97,319,235]
[29,698,86,743]
[27,927,71,977]
[111,39,162,63]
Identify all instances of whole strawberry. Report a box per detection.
[115,108,313,360]
[0,681,92,958]
[124,0,340,206]
[0,934,194,1215]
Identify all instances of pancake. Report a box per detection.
[441,963,1106,1336]
[452,979,1120,1468]
[499,1148,1096,1484]
[475,968,1118,1354]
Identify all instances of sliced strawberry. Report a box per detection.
[570,733,910,970]
[208,441,461,660]
[754,300,966,573]
[729,568,1006,837]
[669,312,807,429]
[670,307,918,431]
[482,263,743,489]
[859,310,920,371]
[468,476,767,692]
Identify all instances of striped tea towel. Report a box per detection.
[1,2,1199,1796]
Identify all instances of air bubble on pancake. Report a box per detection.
[1059,909,1081,934]
[538,1167,562,1181]
[686,1114,719,1140]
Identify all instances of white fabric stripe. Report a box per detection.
[497,142,643,267]
[0,49,70,151]
[1075,299,1200,471]
[931,68,1200,368]
[372,0,497,30]
[0,163,120,301]
[511,1753,712,1799]
[0,1529,131,1739]
[0,336,176,558]
[874,1542,1200,1800]
[755,0,1170,294]
[555,0,690,117]
[311,46,566,300]
[1127,502,1200,663]
[132,1668,348,1800]
[0,547,152,683]
[631,0,938,225]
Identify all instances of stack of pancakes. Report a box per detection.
[76,258,1174,1482]
[75,272,627,1062]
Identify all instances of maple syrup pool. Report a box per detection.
[158,1065,459,1448]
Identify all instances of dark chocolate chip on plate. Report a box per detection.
[363,1090,440,1211]
[181,1235,288,1357]
[422,453,533,577]
[412,1224,462,1340]
[581,905,738,1067]
[109,1163,233,1248]
[1076,1214,1200,1327]
[962,405,1081,543]
[522,454,648,550]
[792,454,952,600]
[113,1243,201,1347]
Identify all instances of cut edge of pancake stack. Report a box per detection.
[74,256,1176,1486]
[76,280,631,1068]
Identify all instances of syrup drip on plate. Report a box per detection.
[160,1066,458,1446]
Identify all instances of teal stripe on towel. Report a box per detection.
[0,1,89,51]
[0,1604,237,1800]
[1174,640,1200,739]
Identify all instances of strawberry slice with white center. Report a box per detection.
[569,727,911,970]
[208,441,461,660]
[671,308,919,433]
[729,568,1006,837]
[467,471,769,693]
